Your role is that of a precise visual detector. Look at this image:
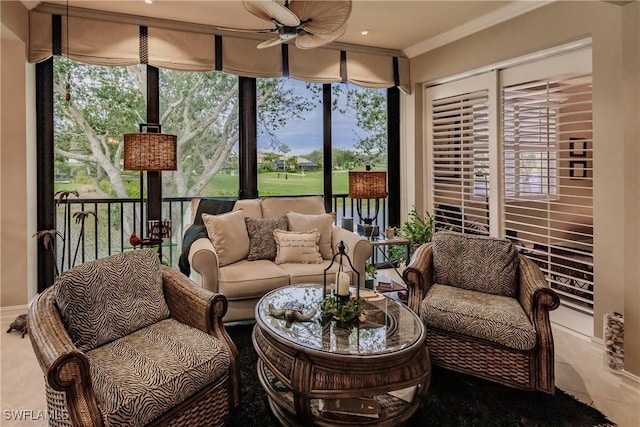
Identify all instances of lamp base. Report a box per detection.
[357,224,379,239]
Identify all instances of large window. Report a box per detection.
[53,57,146,199]
[256,78,322,196]
[159,69,239,197]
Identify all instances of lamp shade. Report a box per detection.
[123,133,177,171]
[349,171,387,199]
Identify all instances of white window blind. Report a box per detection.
[502,71,594,313]
[431,90,490,235]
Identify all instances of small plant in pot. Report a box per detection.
[364,261,377,290]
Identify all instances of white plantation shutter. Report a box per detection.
[429,89,491,235]
[425,48,594,316]
[502,51,593,313]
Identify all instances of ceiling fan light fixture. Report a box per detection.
[243,0,352,50]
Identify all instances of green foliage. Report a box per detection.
[332,148,360,169]
[285,156,299,170]
[388,246,406,267]
[258,163,275,173]
[365,260,377,278]
[398,208,435,254]
[320,295,366,328]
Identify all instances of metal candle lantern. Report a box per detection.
[323,241,360,301]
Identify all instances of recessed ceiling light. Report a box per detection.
[144,0,154,4]
[360,29,370,36]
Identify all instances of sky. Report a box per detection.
[257,79,378,156]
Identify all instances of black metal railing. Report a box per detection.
[52,195,389,271]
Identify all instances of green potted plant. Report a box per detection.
[364,261,377,289]
[397,207,435,256]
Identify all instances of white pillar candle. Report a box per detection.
[337,271,351,297]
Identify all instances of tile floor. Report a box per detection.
[1,305,639,426]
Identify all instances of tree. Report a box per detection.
[53,58,316,199]
[346,87,387,166]
[286,156,299,171]
[262,152,280,165]
[279,144,291,170]
[332,148,359,170]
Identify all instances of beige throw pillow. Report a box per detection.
[286,212,334,259]
[202,210,250,266]
[273,229,323,264]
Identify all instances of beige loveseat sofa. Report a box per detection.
[186,196,373,321]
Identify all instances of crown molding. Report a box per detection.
[403,1,554,59]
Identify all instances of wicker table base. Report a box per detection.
[252,284,431,426]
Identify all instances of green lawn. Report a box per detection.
[54,167,387,198]
[207,169,356,196]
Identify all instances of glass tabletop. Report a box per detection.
[256,283,424,356]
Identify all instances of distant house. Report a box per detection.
[258,152,318,171]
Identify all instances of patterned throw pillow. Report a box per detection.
[245,217,288,261]
[54,250,170,353]
[432,231,518,297]
[286,211,334,259]
[202,210,250,266]
[273,229,323,264]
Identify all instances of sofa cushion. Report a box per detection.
[202,210,250,267]
[218,260,290,299]
[432,231,518,297]
[421,283,536,351]
[55,250,169,353]
[233,199,263,218]
[87,319,230,427]
[279,260,350,286]
[245,217,288,261]
[286,211,334,259]
[261,195,325,218]
[273,229,323,264]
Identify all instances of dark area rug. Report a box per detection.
[225,323,614,426]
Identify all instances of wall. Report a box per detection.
[622,0,640,380]
[409,1,640,376]
[1,1,33,307]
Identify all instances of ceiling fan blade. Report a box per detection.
[295,30,341,50]
[257,36,287,49]
[297,22,347,48]
[243,0,301,27]
[289,0,352,36]
[214,26,278,34]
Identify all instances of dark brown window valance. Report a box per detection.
[29,11,410,93]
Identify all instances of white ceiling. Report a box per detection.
[24,0,552,57]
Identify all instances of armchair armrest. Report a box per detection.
[331,225,372,288]
[27,289,103,427]
[517,255,560,394]
[518,255,560,319]
[188,237,221,293]
[402,243,434,313]
[161,266,241,408]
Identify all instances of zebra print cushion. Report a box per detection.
[87,319,230,427]
[55,250,170,353]
[432,231,518,297]
[422,284,537,351]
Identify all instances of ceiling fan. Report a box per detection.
[241,0,352,49]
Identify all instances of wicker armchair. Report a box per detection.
[403,231,560,394]
[28,250,240,426]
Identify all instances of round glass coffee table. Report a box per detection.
[253,283,430,426]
